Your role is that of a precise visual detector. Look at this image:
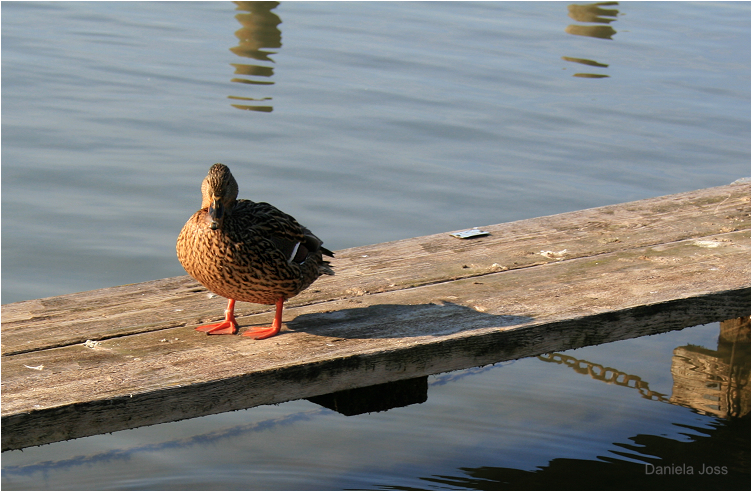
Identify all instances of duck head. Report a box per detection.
[200,163,239,230]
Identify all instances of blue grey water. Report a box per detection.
[1,1,749,489]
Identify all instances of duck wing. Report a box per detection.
[234,200,334,266]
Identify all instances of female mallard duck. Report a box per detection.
[176,163,334,339]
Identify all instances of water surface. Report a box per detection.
[1,1,749,490]
[2,0,749,303]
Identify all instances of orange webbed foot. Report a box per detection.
[241,325,280,340]
[196,319,237,335]
[196,299,238,335]
[242,297,284,340]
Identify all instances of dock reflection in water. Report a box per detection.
[538,317,750,419]
[310,317,750,419]
[418,317,750,489]
[563,2,619,78]
[227,1,281,112]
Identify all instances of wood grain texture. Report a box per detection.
[2,182,750,451]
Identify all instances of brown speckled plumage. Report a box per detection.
[176,163,333,337]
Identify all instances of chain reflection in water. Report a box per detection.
[538,352,670,402]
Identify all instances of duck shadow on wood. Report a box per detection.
[283,302,533,415]
[285,301,534,340]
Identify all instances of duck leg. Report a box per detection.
[242,297,284,339]
[196,299,238,335]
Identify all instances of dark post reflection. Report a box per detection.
[670,316,751,419]
[228,1,282,112]
[563,2,619,78]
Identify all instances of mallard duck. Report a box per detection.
[176,163,334,339]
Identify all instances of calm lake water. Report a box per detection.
[2,1,750,490]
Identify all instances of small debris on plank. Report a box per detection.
[540,249,567,259]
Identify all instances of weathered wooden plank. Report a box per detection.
[2,182,749,355]
[1,183,750,451]
[2,235,749,449]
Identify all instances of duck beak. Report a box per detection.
[207,198,224,230]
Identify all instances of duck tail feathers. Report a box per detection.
[319,260,334,276]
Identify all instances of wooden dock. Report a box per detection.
[2,182,750,451]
